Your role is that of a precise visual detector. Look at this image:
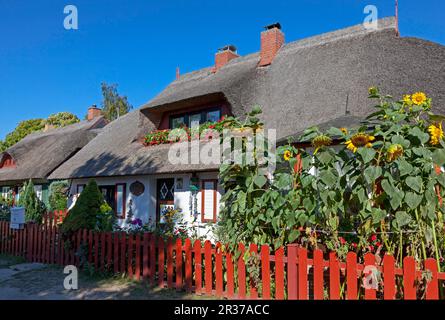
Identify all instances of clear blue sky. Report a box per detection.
[1,0,444,139]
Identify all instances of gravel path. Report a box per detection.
[0,255,195,300]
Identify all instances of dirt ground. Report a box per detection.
[0,254,203,300]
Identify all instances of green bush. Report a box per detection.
[61,180,116,235]
[48,180,69,211]
[18,180,47,223]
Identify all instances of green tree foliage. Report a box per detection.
[48,180,69,211]
[0,119,45,152]
[0,112,80,152]
[18,180,47,223]
[46,112,80,127]
[100,82,132,121]
[61,180,115,235]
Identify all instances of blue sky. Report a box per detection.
[0,0,444,139]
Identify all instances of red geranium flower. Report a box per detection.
[370,234,377,242]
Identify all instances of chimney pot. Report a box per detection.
[214,44,239,72]
[87,105,102,121]
[259,23,285,67]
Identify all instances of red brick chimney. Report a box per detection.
[213,45,239,72]
[87,105,102,121]
[259,23,285,67]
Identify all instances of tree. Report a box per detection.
[0,119,45,152]
[61,180,115,235]
[100,82,132,121]
[18,180,47,223]
[0,112,80,152]
[48,180,69,211]
[46,112,80,127]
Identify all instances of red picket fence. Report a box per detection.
[42,210,68,227]
[0,219,444,300]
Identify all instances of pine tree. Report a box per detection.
[61,180,115,235]
[18,179,46,223]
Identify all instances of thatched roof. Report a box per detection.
[0,117,107,185]
[49,17,445,179]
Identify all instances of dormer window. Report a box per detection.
[0,154,16,169]
[169,107,221,129]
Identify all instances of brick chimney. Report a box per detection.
[259,23,285,67]
[213,45,239,72]
[87,105,102,121]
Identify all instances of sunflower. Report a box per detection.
[340,127,348,134]
[412,92,427,105]
[368,87,378,96]
[283,150,292,161]
[311,134,332,154]
[403,94,412,106]
[345,133,375,153]
[387,144,404,162]
[428,122,444,145]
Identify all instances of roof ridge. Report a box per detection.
[174,17,396,82]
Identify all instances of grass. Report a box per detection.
[0,254,26,268]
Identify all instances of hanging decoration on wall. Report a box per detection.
[189,175,200,221]
[129,181,145,197]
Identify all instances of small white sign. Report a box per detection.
[10,207,25,229]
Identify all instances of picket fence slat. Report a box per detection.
[275,247,285,300]
[237,243,246,299]
[261,245,271,300]
[383,254,396,300]
[0,217,444,301]
[194,239,202,295]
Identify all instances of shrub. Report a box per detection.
[18,180,46,223]
[48,180,69,211]
[61,180,116,235]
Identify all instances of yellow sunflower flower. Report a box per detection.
[312,134,332,154]
[340,127,348,134]
[387,144,404,162]
[403,95,413,106]
[345,133,375,153]
[412,92,427,105]
[283,150,292,161]
[428,122,444,145]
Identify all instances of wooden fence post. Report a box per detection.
[215,242,223,298]
[194,240,202,295]
[425,258,439,300]
[383,255,396,300]
[249,243,258,299]
[403,256,417,300]
[176,238,183,291]
[114,232,119,274]
[237,243,246,299]
[274,247,285,300]
[158,237,165,288]
[184,238,192,293]
[364,253,377,300]
[298,247,308,300]
[135,234,141,281]
[204,240,212,296]
[313,249,324,300]
[143,233,150,280]
[287,244,298,300]
[166,238,174,288]
[329,252,340,300]
[346,252,358,300]
[261,245,271,300]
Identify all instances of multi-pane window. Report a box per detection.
[169,107,221,129]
